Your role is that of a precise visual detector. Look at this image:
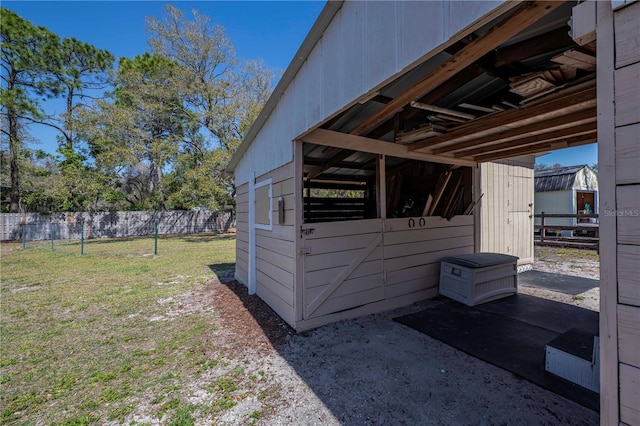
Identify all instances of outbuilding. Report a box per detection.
[534,164,599,232]
[227,1,639,423]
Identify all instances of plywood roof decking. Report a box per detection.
[300,0,598,182]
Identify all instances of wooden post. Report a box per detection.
[540,212,545,244]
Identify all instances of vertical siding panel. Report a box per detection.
[306,40,323,126]
[364,1,397,90]
[340,1,365,103]
[321,10,343,116]
[398,1,445,67]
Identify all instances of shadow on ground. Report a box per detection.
[206,263,599,426]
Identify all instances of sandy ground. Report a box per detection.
[182,246,601,426]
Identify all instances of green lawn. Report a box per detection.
[0,233,244,425]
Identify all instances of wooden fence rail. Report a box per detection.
[534,212,599,250]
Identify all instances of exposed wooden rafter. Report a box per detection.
[473,133,597,162]
[349,1,567,136]
[408,86,596,152]
[455,121,597,158]
[432,107,597,155]
[305,149,356,180]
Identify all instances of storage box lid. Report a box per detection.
[441,252,519,268]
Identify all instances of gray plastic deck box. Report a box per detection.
[439,253,519,306]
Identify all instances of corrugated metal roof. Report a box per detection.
[534,164,588,192]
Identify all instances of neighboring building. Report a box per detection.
[227,1,639,422]
[534,164,599,234]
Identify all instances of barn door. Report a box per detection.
[301,219,384,319]
[507,169,534,264]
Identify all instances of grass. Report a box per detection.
[535,246,600,263]
[0,233,264,425]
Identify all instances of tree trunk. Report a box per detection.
[9,109,20,213]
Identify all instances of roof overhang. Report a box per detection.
[231,0,597,178]
[298,0,596,172]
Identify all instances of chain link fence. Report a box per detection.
[2,210,235,255]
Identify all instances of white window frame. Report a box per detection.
[254,178,273,231]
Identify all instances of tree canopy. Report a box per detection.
[1,6,275,213]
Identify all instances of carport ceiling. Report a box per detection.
[300,0,596,175]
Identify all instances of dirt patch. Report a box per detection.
[191,247,600,425]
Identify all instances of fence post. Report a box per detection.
[22,225,26,249]
[540,212,545,244]
[154,221,158,255]
[51,226,54,251]
[81,222,85,256]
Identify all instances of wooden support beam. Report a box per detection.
[408,86,596,152]
[305,149,356,180]
[409,101,476,120]
[492,26,574,68]
[433,107,597,155]
[454,121,597,158]
[473,133,597,162]
[349,1,567,136]
[300,128,476,167]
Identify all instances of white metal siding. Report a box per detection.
[234,0,507,186]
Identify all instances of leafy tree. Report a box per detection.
[1,8,60,211]
[78,53,197,210]
[146,5,276,206]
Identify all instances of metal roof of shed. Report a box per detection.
[534,164,593,192]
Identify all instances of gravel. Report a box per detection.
[198,246,600,425]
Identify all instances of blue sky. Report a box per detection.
[4,1,597,168]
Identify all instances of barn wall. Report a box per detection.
[598,1,640,424]
[233,0,509,186]
[234,162,297,326]
[296,215,474,330]
[478,156,535,268]
[235,182,249,285]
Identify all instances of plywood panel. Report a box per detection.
[311,286,385,318]
[618,305,640,368]
[302,218,382,240]
[256,225,295,242]
[255,161,294,187]
[614,1,640,68]
[386,263,440,287]
[256,270,294,307]
[256,281,295,326]
[256,235,294,258]
[256,246,295,279]
[616,185,640,245]
[618,244,640,306]
[615,62,640,127]
[304,232,382,256]
[616,123,640,185]
[385,215,474,232]
[272,178,295,197]
[384,235,474,260]
[385,273,440,299]
[256,257,294,289]
[620,363,640,425]
[305,246,383,273]
[383,224,474,246]
[305,259,384,289]
[384,244,474,272]
[305,274,384,303]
